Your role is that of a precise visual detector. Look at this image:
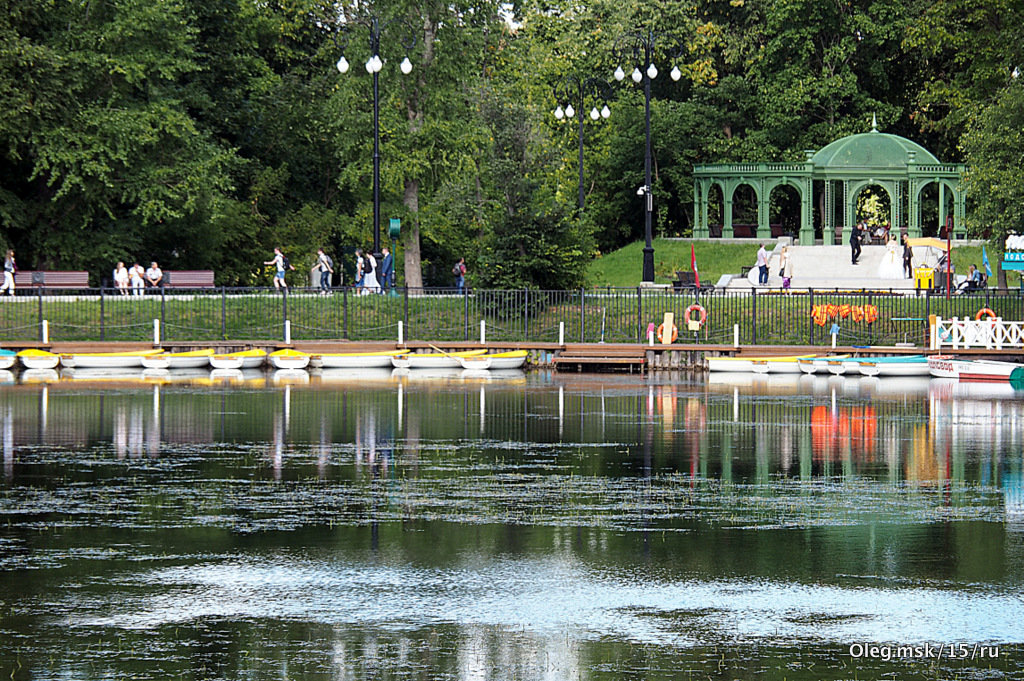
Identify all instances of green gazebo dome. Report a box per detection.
[811,128,940,169]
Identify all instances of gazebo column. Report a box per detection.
[954,190,966,239]
[843,180,855,248]
[800,177,814,245]
[908,179,921,238]
[939,182,948,236]
[723,183,734,238]
[823,180,834,245]
[756,180,770,239]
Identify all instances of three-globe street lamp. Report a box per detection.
[552,76,612,214]
[335,16,415,260]
[613,29,684,283]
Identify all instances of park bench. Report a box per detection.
[163,270,215,288]
[672,271,714,293]
[13,271,90,289]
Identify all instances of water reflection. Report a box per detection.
[1,372,1024,680]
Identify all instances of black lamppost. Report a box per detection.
[552,77,612,214]
[335,17,415,259]
[613,29,684,283]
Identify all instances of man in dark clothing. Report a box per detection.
[378,247,393,292]
[850,223,862,265]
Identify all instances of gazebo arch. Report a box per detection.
[693,119,967,244]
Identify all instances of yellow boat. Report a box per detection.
[18,349,61,370]
[391,349,486,369]
[315,349,410,369]
[458,350,529,370]
[61,349,163,369]
[268,348,311,370]
[142,348,215,369]
[209,349,268,370]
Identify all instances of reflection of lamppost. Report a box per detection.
[334,17,415,259]
[613,29,684,283]
[552,76,612,214]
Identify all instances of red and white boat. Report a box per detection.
[928,355,1024,381]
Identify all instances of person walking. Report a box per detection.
[361,249,379,294]
[850,223,862,265]
[755,244,769,285]
[902,234,914,279]
[312,248,334,296]
[264,247,293,291]
[378,247,393,293]
[354,249,365,294]
[453,257,467,292]
[0,250,15,296]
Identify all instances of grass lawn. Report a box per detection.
[587,239,1023,289]
[587,239,758,288]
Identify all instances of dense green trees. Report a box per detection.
[1,0,1021,287]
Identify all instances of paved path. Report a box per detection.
[727,243,932,290]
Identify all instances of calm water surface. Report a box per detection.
[1,369,1023,680]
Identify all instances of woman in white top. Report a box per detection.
[877,235,903,279]
[113,261,130,295]
[362,251,380,294]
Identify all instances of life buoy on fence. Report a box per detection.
[975,308,997,321]
[657,322,679,343]
[684,304,707,330]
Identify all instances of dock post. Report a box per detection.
[398,320,404,345]
[559,322,565,346]
[733,324,739,348]
[41,320,48,344]
[153,319,160,346]
[480,319,486,345]
[284,319,292,344]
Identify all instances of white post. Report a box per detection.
[558,322,565,346]
[480,319,486,345]
[284,319,291,345]
[648,330,654,346]
[398,320,404,345]
[733,324,739,348]
[153,319,160,346]
[930,317,938,350]
[41,320,49,344]
[831,332,837,349]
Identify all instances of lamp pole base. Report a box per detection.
[642,246,655,283]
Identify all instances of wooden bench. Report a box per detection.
[163,270,215,288]
[13,271,90,288]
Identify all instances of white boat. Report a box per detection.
[706,356,755,372]
[209,349,267,370]
[751,355,818,374]
[316,349,410,369]
[17,349,61,370]
[61,349,163,369]
[857,355,929,377]
[797,355,849,374]
[268,349,311,370]
[458,350,529,371]
[0,350,17,370]
[391,349,487,369]
[928,355,1024,381]
[142,349,214,369]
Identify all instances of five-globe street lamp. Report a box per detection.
[335,16,415,260]
[613,29,684,283]
[552,76,612,214]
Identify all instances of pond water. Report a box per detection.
[1,369,1023,680]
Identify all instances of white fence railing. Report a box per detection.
[931,317,1024,350]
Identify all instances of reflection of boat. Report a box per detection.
[61,349,162,368]
[143,367,210,383]
[0,370,14,384]
[929,377,1022,400]
[19,368,59,383]
[268,349,311,370]
[142,349,214,369]
[860,375,932,396]
[706,372,804,393]
[391,366,465,380]
[459,350,529,370]
[61,367,146,381]
[928,355,1024,381]
[391,349,487,369]
[798,355,849,374]
[209,349,268,370]
[271,368,309,384]
[316,368,394,383]
[0,349,17,369]
[18,349,60,370]
[857,355,929,377]
[316,349,409,369]
[208,368,264,385]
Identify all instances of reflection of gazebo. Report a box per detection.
[692,119,967,244]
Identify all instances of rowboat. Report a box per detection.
[826,357,875,376]
[268,348,311,370]
[209,349,267,370]
[0,349,17,370]
[457,350,529,371]
[857,355,929,377]
[61,349,163,369]
[141,349,214,369]
[391,349,487,369]
[928,355,1024,381]
[707,355,813,373]
[17,349,61,370]
[797,355,849,374]
[751,355,818,374]
[316,349,410,369]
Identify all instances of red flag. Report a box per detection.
[691,244,700,289]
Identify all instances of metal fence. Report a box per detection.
[0,285,1021,346]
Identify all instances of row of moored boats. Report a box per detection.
[708,353,1024,381]
[0,348,528,372]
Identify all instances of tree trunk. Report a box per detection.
[403,178,423,289]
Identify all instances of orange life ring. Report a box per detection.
[657,322,679,343]
[975,308,997,321]
[683,304,707,329]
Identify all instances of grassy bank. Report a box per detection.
[588,239,756,288]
